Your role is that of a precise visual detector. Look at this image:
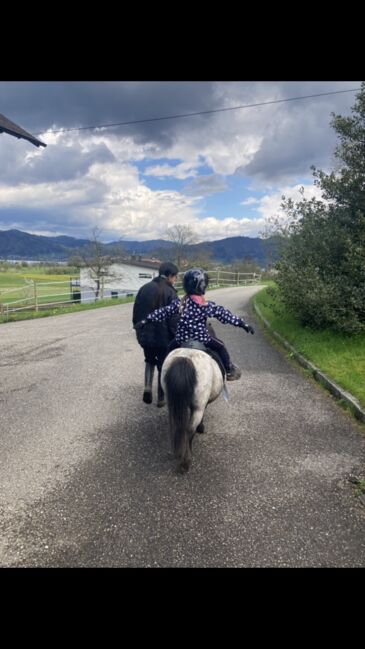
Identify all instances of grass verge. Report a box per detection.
[252,285,365,410]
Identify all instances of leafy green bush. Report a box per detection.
[272,83,365,335]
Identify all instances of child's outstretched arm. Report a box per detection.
[206,302,254,333]
[146,298,181,323]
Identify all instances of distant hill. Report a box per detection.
[0,228,276,266]
[106,239,171,254]
[0,229,91,260]
[188,236,272,266]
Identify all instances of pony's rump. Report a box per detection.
[162,348,223,472]
[165,356,197,400]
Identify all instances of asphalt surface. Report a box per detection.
[1,286,365,567]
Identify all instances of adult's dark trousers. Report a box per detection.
[143,346,168,372]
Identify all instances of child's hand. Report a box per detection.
[240,320,255,334]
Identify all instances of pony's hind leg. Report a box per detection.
[190,409,205,434]
[178,409,205,472]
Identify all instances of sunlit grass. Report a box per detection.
[253,286,365,407]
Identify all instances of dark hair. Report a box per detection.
[159,261,179,277]
[152,261,179,310]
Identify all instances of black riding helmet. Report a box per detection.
[183,268,209,295]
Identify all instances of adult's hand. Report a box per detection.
[134,319,147,331]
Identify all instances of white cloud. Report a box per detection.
[240,197,260,206]
[0,81,358,242]
[166,121,262,176]
[191,216,264,240]
[144,161,200,179]
[256,183,323,223]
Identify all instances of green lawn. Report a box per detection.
[0,267,75,284]
[253,286,365,408]
[0,295,135,323]
[0,272,32,289]
[0,269,78,304]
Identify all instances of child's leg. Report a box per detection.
[207,336,231,370]
[207,336,242,380]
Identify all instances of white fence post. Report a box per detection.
[34,281,38,312]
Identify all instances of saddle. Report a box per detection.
[180,339,226,379]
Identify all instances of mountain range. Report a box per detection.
[0,228,277,267]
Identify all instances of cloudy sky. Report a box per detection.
[0,81,360,243]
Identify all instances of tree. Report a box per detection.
[76,227,125,300]
[226,257,262,274]
[187,245,215,270]
[166,225,197,268]
[271,82,365,334]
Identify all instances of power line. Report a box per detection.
[36,87,361,136]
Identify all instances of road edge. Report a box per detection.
[253,301,365,424]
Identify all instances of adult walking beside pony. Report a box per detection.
[133,261,179,407]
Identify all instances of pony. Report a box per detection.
[161,345,224,472]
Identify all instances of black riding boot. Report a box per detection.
[157,371,165,408]
[226,363,242,381]
[143,363,155,404]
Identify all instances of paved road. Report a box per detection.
[1,286,364,567]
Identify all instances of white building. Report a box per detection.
[80,257,161,301]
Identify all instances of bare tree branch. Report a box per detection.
[166,225,197,268]
[78,227,124,300]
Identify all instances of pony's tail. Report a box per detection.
[165,357,197,470]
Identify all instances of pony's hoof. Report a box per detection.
[157,399,166,408]
[143,390,152,404]
[196,423,205,433]
[178,460,190,473]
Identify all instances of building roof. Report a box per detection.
[119,258,161,270]
[0,113,47,148]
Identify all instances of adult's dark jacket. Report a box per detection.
[132,276,179,348]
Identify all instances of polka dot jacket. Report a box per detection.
[146,296,243,344]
